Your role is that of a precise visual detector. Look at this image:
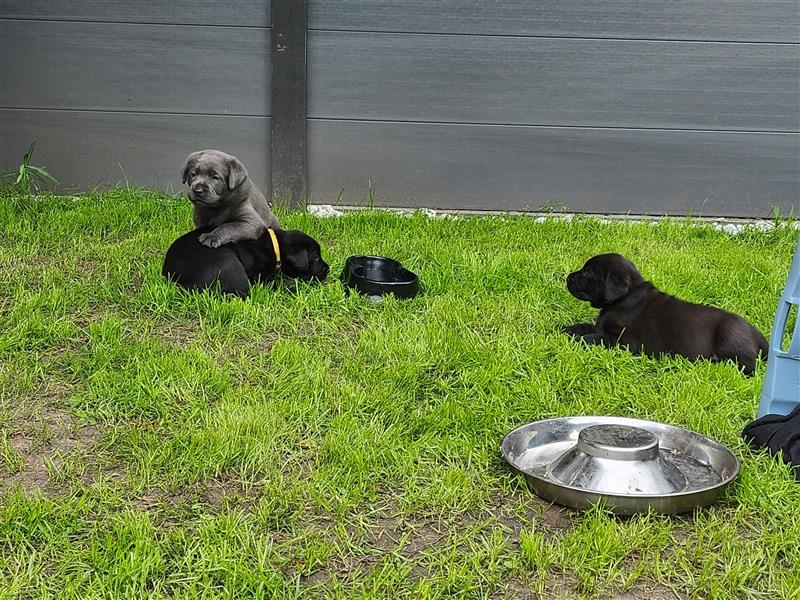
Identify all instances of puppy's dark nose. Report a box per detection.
[192,184,205,195]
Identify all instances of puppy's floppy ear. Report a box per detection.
[603,271,630,304]
[287,246,309,270]
[227,157,248,190]
[181,151,202,184]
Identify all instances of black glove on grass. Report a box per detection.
[742,405,800,482]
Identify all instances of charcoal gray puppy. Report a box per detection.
[562,253,769,375]
[182,149,279,248]
[162,226,329,297]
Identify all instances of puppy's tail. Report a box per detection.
[746,325,769,377]
[714,318,768,376]
[757,334,769,361]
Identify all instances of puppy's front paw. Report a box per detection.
[198,232,223,248]
[562,323,596,338]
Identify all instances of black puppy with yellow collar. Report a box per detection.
[163,226,329,297]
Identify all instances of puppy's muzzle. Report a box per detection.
[189,184,212,204]
[566,271,589,298]
[306,263,330,281]
[566,271,578,291]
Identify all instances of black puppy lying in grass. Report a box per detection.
[563,253,769,375]
[163,226,329,297]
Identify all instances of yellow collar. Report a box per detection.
[267,228,281,267]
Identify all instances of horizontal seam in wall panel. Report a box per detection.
[307,117,800,135]
[1,107,271,119]
[308,27,800,46]
[0,17,271,31]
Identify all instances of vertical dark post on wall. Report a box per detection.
[271,0,307,208]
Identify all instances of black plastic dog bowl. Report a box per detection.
[341,255,419,300]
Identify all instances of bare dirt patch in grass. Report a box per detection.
[607,584,686,600]
[1,400,105,495]
[488,574,684,600]
[293,492,571,590]
[131,473,263,515]
[146,317,202,349]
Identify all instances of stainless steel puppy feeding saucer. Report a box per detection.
[501,416,739,515]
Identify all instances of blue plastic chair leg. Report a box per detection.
[758,236,800,418]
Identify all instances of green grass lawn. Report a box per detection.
[1,190,798,600]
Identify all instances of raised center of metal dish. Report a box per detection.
[548,424,687,495]
[577,424,659,461]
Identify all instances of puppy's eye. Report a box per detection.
[190,169,197,177]
[211,174,220,180]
